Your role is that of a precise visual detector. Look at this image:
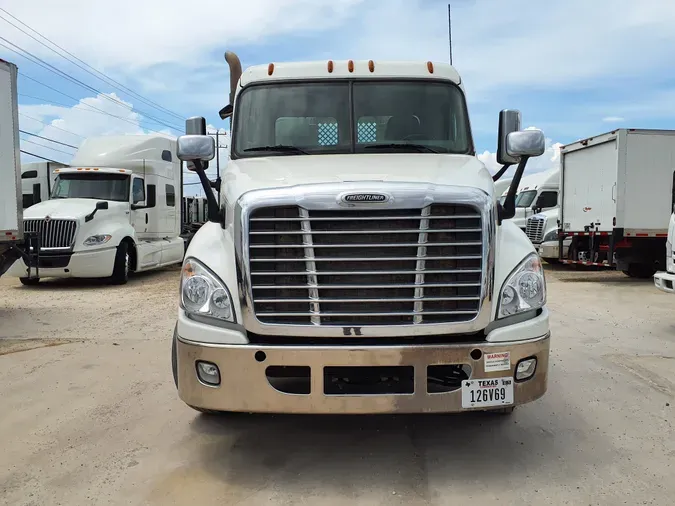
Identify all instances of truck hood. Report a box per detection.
[222,154,494,205]
[23,199,128,221]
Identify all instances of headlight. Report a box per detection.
[83,234,112,246]
[180,257,235,323]
[542,230,558,242]
[497,253,546,319]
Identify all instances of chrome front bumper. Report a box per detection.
[175,332,550,414]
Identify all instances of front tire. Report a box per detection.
[110,242,130,285]
[19,277,40,286]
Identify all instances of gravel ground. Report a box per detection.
[0,264,673,506]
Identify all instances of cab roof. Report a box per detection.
[239,59,464,91]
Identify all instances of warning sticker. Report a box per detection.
[484,351,511,372]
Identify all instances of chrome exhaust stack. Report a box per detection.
[219,51,242,119]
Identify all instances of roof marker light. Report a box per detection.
[427,61,434,74]
[368,60,374,72]
[348,60,354,73]
[268,63,274,76]
[327,60,334,73]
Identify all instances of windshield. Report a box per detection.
[51,173,130,202]
[232,80,473,157]
[515,190,537,208]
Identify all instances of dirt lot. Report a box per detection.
[1,265,674,506]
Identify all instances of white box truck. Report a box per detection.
[5,134,185,284]
[21,161,68,208]
[558,129,675,277]
[169,53,552,416]
[0,59,26,277]
[653,208,675,293]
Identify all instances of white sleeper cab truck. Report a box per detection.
[526,208,570,263]
[0,58,25,278]
[6,135,185,285]
[654,209,675,293]
[494,177,512,205]
[558,129,675,277]
[500,169,559,232]
[21,161,68,208]
[171,53,551,416]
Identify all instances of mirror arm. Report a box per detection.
[192,160,222,223]
[498,156,530,224]
[492,163,512,182]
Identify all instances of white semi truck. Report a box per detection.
[557,129,675,277]
[0,58,26,277]
[525,208,570,263]
[170,53,551,416]
[653,209,675,293]
[501,168,559,232]
[5,135,185,284]
[21,161,69,208]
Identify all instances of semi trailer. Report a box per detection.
[558,129,675,277]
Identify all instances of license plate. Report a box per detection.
[461,377,514,409]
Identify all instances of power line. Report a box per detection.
[19,112,86,140]
[19,129,78,149]
[20,149,65,163]
[20,137,76,156]
[17,78,172,136]
[0,7,185,122]
[0,36,184,132]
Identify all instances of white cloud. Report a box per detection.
[602,116,625,123]
[478,128,562,177]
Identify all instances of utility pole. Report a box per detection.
[448,3,453,65]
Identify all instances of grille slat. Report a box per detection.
[248,204,483,326]
[24,219,77,249]
[526,216,545,243]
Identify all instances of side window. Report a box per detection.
[22,170,38,179]
[537,191,558,208]
[166,184,176,207]
[132,178,145,204]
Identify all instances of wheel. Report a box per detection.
[19,277,40,286]
[623,264,656,279]
[110,242,130,285]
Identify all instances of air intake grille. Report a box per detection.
[24,219,77,249]
[247,205,483,326]
[526,216,545,243]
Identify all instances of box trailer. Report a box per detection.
[0,59,25,277]
[558,129,675,277]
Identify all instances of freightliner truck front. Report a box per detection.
[171,53,551,415]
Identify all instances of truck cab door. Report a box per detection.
[131,176,148,236]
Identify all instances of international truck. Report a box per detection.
[170,52,551,416]
[558,129,675,277]
[500,168,559,232]
[653,208,675,293]
[5,134,185,284]
[21,161,68,208]
[0,59,25,277]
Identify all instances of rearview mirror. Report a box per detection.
[506,130,546,158]
[177,135,216,163]
[496,110,522,165]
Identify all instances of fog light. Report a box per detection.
[196,361,220,386]
[515,357,537,381]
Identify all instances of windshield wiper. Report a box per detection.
[243,145,309,155]
[363,143,440,154]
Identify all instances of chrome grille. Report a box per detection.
[23,219,77,249]
[248,204,483,326]
[526,216,545,243]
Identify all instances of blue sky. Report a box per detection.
[3,0,675,194]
